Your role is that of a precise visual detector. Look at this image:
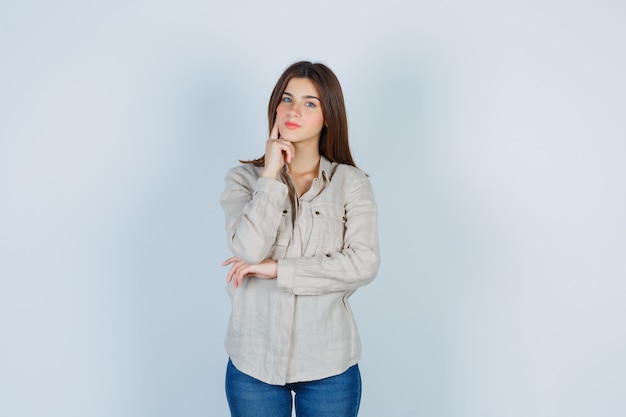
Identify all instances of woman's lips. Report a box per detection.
[284,122,300,130]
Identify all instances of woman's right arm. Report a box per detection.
[220,167,288,265]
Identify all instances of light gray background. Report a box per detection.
[1,1,625,416]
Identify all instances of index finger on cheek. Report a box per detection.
[270,116,279,139]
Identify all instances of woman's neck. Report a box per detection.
[287,144,321,176]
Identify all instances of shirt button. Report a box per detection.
[315,211,320,215]
[283,210,288,214]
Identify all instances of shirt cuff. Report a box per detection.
[277,259,295,293]
[255,176,287,195]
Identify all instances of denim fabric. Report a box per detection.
[225,359,362,417]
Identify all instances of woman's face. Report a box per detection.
[276,77,324,144]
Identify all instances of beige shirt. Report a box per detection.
[220,156,380,385]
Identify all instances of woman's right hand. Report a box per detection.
[222,256,278,289]
[261,118,295,178]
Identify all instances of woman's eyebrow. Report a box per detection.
[283,91,320,101]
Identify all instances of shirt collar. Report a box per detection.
[319,155,332,183]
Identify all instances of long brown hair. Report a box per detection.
[242,61,356,167]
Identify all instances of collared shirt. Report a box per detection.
[220,156,380,385]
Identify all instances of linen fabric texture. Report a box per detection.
[220,156,380,385]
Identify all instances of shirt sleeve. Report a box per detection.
[276,172,380,295]
[220,167,289,265]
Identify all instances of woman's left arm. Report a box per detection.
[276,172,380,296]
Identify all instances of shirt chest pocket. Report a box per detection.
[269,232,290,259]
[269,207,293,260]
[311,202,346,254]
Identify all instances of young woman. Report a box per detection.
[220,61,380,417]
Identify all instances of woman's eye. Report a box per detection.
[305,102,316,108]
[282,97,292,103]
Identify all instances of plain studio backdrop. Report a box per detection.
[1,1,625,416]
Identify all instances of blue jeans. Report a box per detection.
[225,359,362,417]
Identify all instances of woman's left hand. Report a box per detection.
[222,257,278,288]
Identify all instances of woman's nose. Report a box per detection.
[289,104,302,117]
